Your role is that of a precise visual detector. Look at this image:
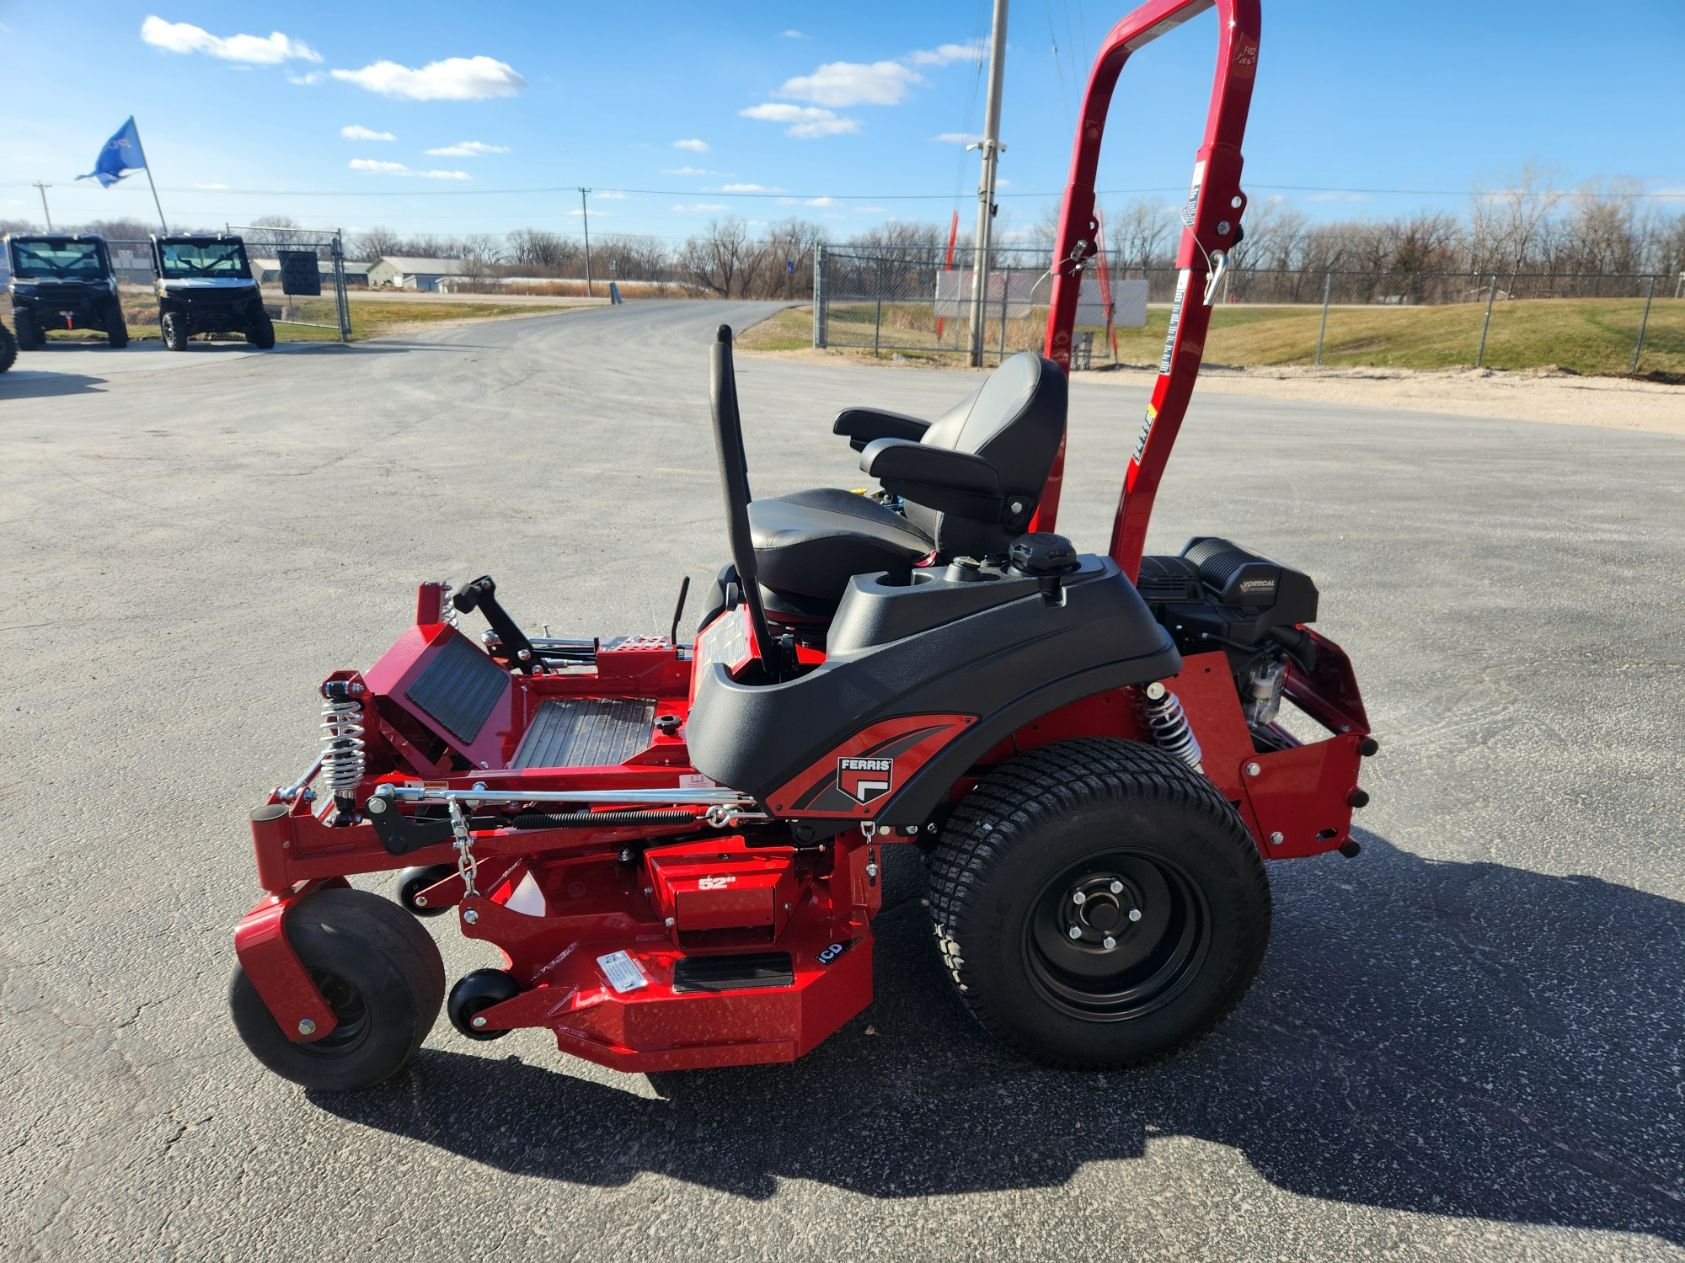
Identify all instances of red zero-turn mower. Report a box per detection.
[230,0,1373,1091]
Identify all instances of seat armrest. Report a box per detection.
[860,438,1003,519]
[833,407,931,452]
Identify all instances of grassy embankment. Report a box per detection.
[738,297,1685,379]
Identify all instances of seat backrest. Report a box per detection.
[902,351,1067,546]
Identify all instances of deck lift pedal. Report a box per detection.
[229,0,1374,1091]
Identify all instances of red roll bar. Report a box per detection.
[1040,0,1262,579]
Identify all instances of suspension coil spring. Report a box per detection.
[1141,682,1203,773]
[319,694,367,795]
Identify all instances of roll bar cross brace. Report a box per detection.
[1038,0,1262,580]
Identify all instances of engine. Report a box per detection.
[1136,537,1320,740]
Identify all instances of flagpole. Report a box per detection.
[129,117,168,231]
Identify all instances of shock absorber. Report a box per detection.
[1141,681,1203,773]
[319,681,366,818]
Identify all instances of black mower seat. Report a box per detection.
[747,352,1067,607]
[750,488,932,600]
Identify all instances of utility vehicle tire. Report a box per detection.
[247,313,276,349]
[927,738,1270,1069]
[105,299,129,349]
[0,323,15,373]
[12,308,39,350]
[160,311,188,351]
[229,887,446,1091]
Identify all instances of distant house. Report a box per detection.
[367,256,471,291]
[336,261,372,288]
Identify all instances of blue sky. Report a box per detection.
[1,0,1681,243]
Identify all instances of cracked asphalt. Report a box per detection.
[2,301,1681,1261]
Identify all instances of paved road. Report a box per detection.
[2,302,1681,1261]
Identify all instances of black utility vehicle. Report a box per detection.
[5,234,129,348]
[151,235,274,350]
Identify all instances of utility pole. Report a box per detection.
[31,182,53,231]
[968,0,1009,367]
[578,187,594,298]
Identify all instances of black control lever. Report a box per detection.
[453,575,539,674]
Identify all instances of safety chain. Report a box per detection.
[448,798,479,897]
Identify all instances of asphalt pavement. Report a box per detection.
[1,302,1681,1261]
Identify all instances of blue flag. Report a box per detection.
[79,117,147,188]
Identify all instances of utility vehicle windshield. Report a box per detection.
[9,239,108,280]
[158,241,252,279]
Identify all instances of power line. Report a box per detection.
[4,178,1676,202]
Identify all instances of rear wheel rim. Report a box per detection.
[1023,851,1211,1021]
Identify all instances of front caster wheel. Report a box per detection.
[928,738,1271,1069]
[448,969,520,1041]
[228,888,446,1091]
[396,863,458,917]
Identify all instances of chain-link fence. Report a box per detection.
[228,225,351,341]
[812,245,1681,378]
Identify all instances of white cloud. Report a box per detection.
[933,132,979,145]
[341,124,396,142]
[713,182,783,193]
[805,197,836,207]
[855,205,889,214]
[775,197,799,206]
[663,165,721,176]
[781,29,808,39]
[566,208,613,217]
[193,182,229,190]
[288,71,324,85]
[740,102,860,139]
[331,56,525,101]
[425,140,510,156]
[907,40,986,67]
[673,138,711,153]
[1307,191,1372,203]
[776,59,918,107]
[672,202,730,212]
[141,16,320,64]
[594,190,629,200]
[348,158,471,180]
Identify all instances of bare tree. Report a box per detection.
[349,226,404,262]
[1468,161,1565,273]
[680,219,765,297]
[1106,200,1176,273]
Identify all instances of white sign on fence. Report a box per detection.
[934,269,1039,319]
[1072,275,1150,327]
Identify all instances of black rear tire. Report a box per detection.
[160,310,188,351]
[0,322,15,373]
[247,312,276,349]
[13,307,39,350]
[105,298,129,348]
[928,738,1270,1069]
[229,887,446,1091]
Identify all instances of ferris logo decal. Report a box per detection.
[837,756,893,805]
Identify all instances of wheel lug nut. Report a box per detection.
[1109,880,1124,894]
[1102,935,1117,950]
[1128,908,1143,923]
[1067,925,1083,940]
[1071,891,1087,906]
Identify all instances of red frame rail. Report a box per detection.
[1040,0,1263,578]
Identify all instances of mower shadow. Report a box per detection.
[318,833,1684,1243]
[0,371,107,398]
